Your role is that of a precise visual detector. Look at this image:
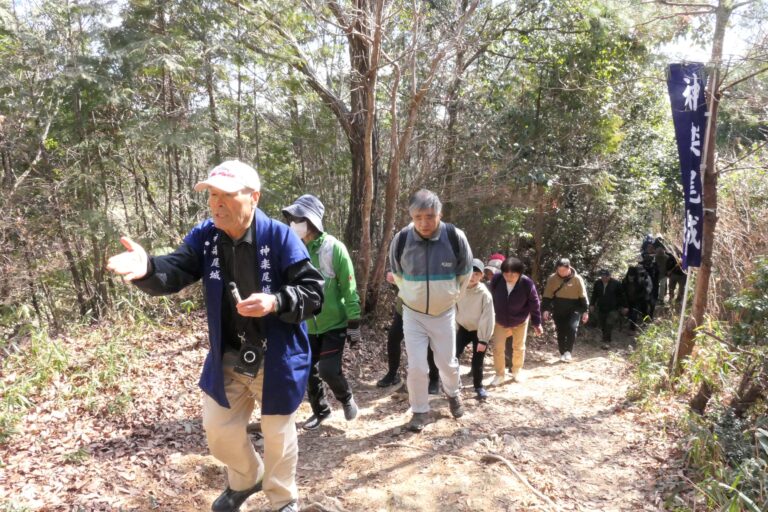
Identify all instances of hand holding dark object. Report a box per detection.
[237,293,277,318]
[346,319,362,347]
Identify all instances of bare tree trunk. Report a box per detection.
[439,0,469,219]
[357,0,384,312]
[253,77,262,169]
[52,205,88,316]
[532,184,546,283]
[289,96,307,188]
[236,69,243,159]
[690,380,713,415]
[730,360,767,418]
[204,44,222,163]
[676,0,731,368]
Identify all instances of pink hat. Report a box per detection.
[488,253,505,262]
[194,160,261,193]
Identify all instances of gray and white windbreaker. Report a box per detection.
[389,222,473,316]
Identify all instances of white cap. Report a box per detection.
[194,160,261,193]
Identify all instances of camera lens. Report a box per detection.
[243,350,257,363]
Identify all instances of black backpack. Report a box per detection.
[394,223,461,266]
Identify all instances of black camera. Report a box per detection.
[229,282,266,378]
[234,334,265,378]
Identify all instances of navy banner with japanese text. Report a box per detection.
[667,63,707,270]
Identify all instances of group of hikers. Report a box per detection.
[106,160,686,512]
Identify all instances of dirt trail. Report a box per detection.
[1,316,675,512]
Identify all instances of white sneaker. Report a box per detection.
[490,375,504,387]
[559,353,567,362]
[564,351,573,362]
[510,370,523,382]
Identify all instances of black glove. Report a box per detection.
[346,319,362,347]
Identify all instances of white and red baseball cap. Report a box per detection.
[194,160,261,193]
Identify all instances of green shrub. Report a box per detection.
[0,329,70,443]
[627,318,676,402]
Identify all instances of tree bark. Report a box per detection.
[675,0,731,369]
[689,380,713,415]
[204,44,223,164]
[531,183,546,283]
[730,361,767,418]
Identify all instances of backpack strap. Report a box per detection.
[317,235,337,279]
[445,223,460,260]
[551,277,570,298]
[395,226,409,266]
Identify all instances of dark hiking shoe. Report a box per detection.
[343,396,358,421]
[211,481,262,512]
[302,411,331,430]
[474,387,488,400]
[376,373,401,387]
[274,501,299,512]
[448,394,464,418]
[428,379,440,395]
[407,412,429,432]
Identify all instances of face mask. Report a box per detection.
[290,221,308,239]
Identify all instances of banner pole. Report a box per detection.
[671,268,693,380]
[699,66,717,185]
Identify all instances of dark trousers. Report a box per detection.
[308,329,352,416]
[455,325,487,389]
[668,273,686,303]
[627,301,649,329]
[597,309,620,342]
[553,311,580,354]
[386,311,438,381]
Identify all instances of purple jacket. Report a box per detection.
[490,273,542,328]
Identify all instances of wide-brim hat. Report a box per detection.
[194,160,260,193]
[282,194,325,233]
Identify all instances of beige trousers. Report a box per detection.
[491,319,529,376]
[202,355,298,509]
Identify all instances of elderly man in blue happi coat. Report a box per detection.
[107,160,324,512]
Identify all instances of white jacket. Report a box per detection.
[455,282,495,342]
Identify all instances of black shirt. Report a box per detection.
[218,222,263,353]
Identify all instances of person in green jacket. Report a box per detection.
[282,195,362,430]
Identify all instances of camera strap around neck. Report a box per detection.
[218,239,265,342]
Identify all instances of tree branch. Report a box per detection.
[721,64,768,92]
[229,0,354,139]
[653,0,716,8]
[717,140,768,175]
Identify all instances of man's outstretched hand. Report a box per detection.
[107,236,149,282]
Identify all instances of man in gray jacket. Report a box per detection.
[389,189,473,432]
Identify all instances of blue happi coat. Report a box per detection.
[184,208,312,415]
